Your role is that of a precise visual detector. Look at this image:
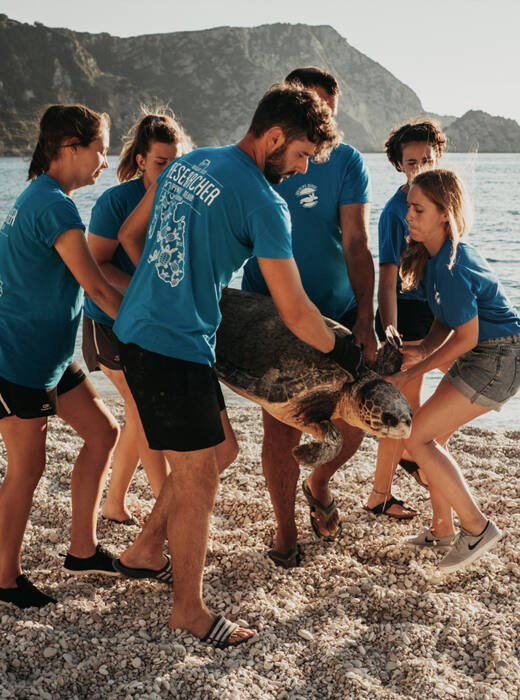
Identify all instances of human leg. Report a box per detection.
[366,370,423,517]
[0,415,47,587]
[117,407,238,572]
[165,446,255,644]
[57,378,119,558]
[405,378,490,534]
[304,419,364,536]
[100,365,169,520]
[261,409,302,555]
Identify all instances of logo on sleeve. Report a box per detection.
[296,184,318,208]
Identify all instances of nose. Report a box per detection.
[406,210,412,224]
[102,155,109,169]
[297,157,309,175]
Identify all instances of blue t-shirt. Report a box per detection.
[0,174,85,388]
[84,178,144,327]
[425,239,520,342]
[242,144,371,319]
[378,186,426,302]
[114,145,293,365]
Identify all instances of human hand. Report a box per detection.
[351,320,378,365]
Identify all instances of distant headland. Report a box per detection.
[0,15,519,155]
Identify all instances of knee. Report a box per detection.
[87,416,120,456]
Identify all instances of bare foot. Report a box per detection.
[119,542,166,571]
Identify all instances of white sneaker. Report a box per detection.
[404,527,456,549]
[438,520,501,574]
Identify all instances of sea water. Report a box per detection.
[0,153,518,431]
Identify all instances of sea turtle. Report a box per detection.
[215,288,412,467]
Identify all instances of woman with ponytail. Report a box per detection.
[82,108,193,523]
[391,169,520,573]
[0,104,123,609]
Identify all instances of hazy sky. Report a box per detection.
[2,0,519,123]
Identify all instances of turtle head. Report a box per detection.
[338,370,412,439]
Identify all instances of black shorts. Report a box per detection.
[337,306,358,332]
[375,299,434,343]
[0,362,86,420]
[118,341,226,452]
[82,317,122,372]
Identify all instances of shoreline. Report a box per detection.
[1,396,519,697]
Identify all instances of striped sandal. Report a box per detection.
[201,615,256,649]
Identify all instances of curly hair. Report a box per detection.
[400,169,471,291]
[117,107,193,182]
[385,120,447,172]
[248,82,342,163]
[28,104,110,180]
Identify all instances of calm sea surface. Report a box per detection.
[1,153,519,431]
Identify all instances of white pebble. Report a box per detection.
[43,647,57,659]
[298,629,313,641]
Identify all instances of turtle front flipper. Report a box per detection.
[292,420,343,467]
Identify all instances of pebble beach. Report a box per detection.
[1,393,519,699]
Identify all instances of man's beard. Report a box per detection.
[263,144,295,184]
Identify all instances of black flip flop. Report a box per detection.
[267,544,302,569]
[363,496,417,520]
[113,555,172,584]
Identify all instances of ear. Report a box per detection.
[264,126,286,154]
[135,153,146,172]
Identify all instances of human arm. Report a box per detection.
[118,181,157,267]
[54,229,123,319]
[339,202,377,363]
[377,263,399,330]
[87,234,133,291]
[258,257,335,352]
[389,316,478,392]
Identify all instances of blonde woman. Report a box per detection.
[391,169,520,573]
[82,110,193,524]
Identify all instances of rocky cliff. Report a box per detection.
[0,15,518,155]
[445,110,520,153]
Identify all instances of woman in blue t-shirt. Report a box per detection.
[82,110,193,524]
[391,168,520,574]
[366,121,447,520]
[0,105,124,608]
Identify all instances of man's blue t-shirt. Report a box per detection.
[0,175,85,388]
[425,239,520,342]
[378,187,426,302]
[84,178,143,327]
[242,144,371,319]
[114,145,293,365]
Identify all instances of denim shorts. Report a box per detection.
[446,334,520,410]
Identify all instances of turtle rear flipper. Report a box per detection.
[292,420,343,467]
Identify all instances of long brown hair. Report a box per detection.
[400,169,471,291]
[28,104,110,180]
[117,108,193,183]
